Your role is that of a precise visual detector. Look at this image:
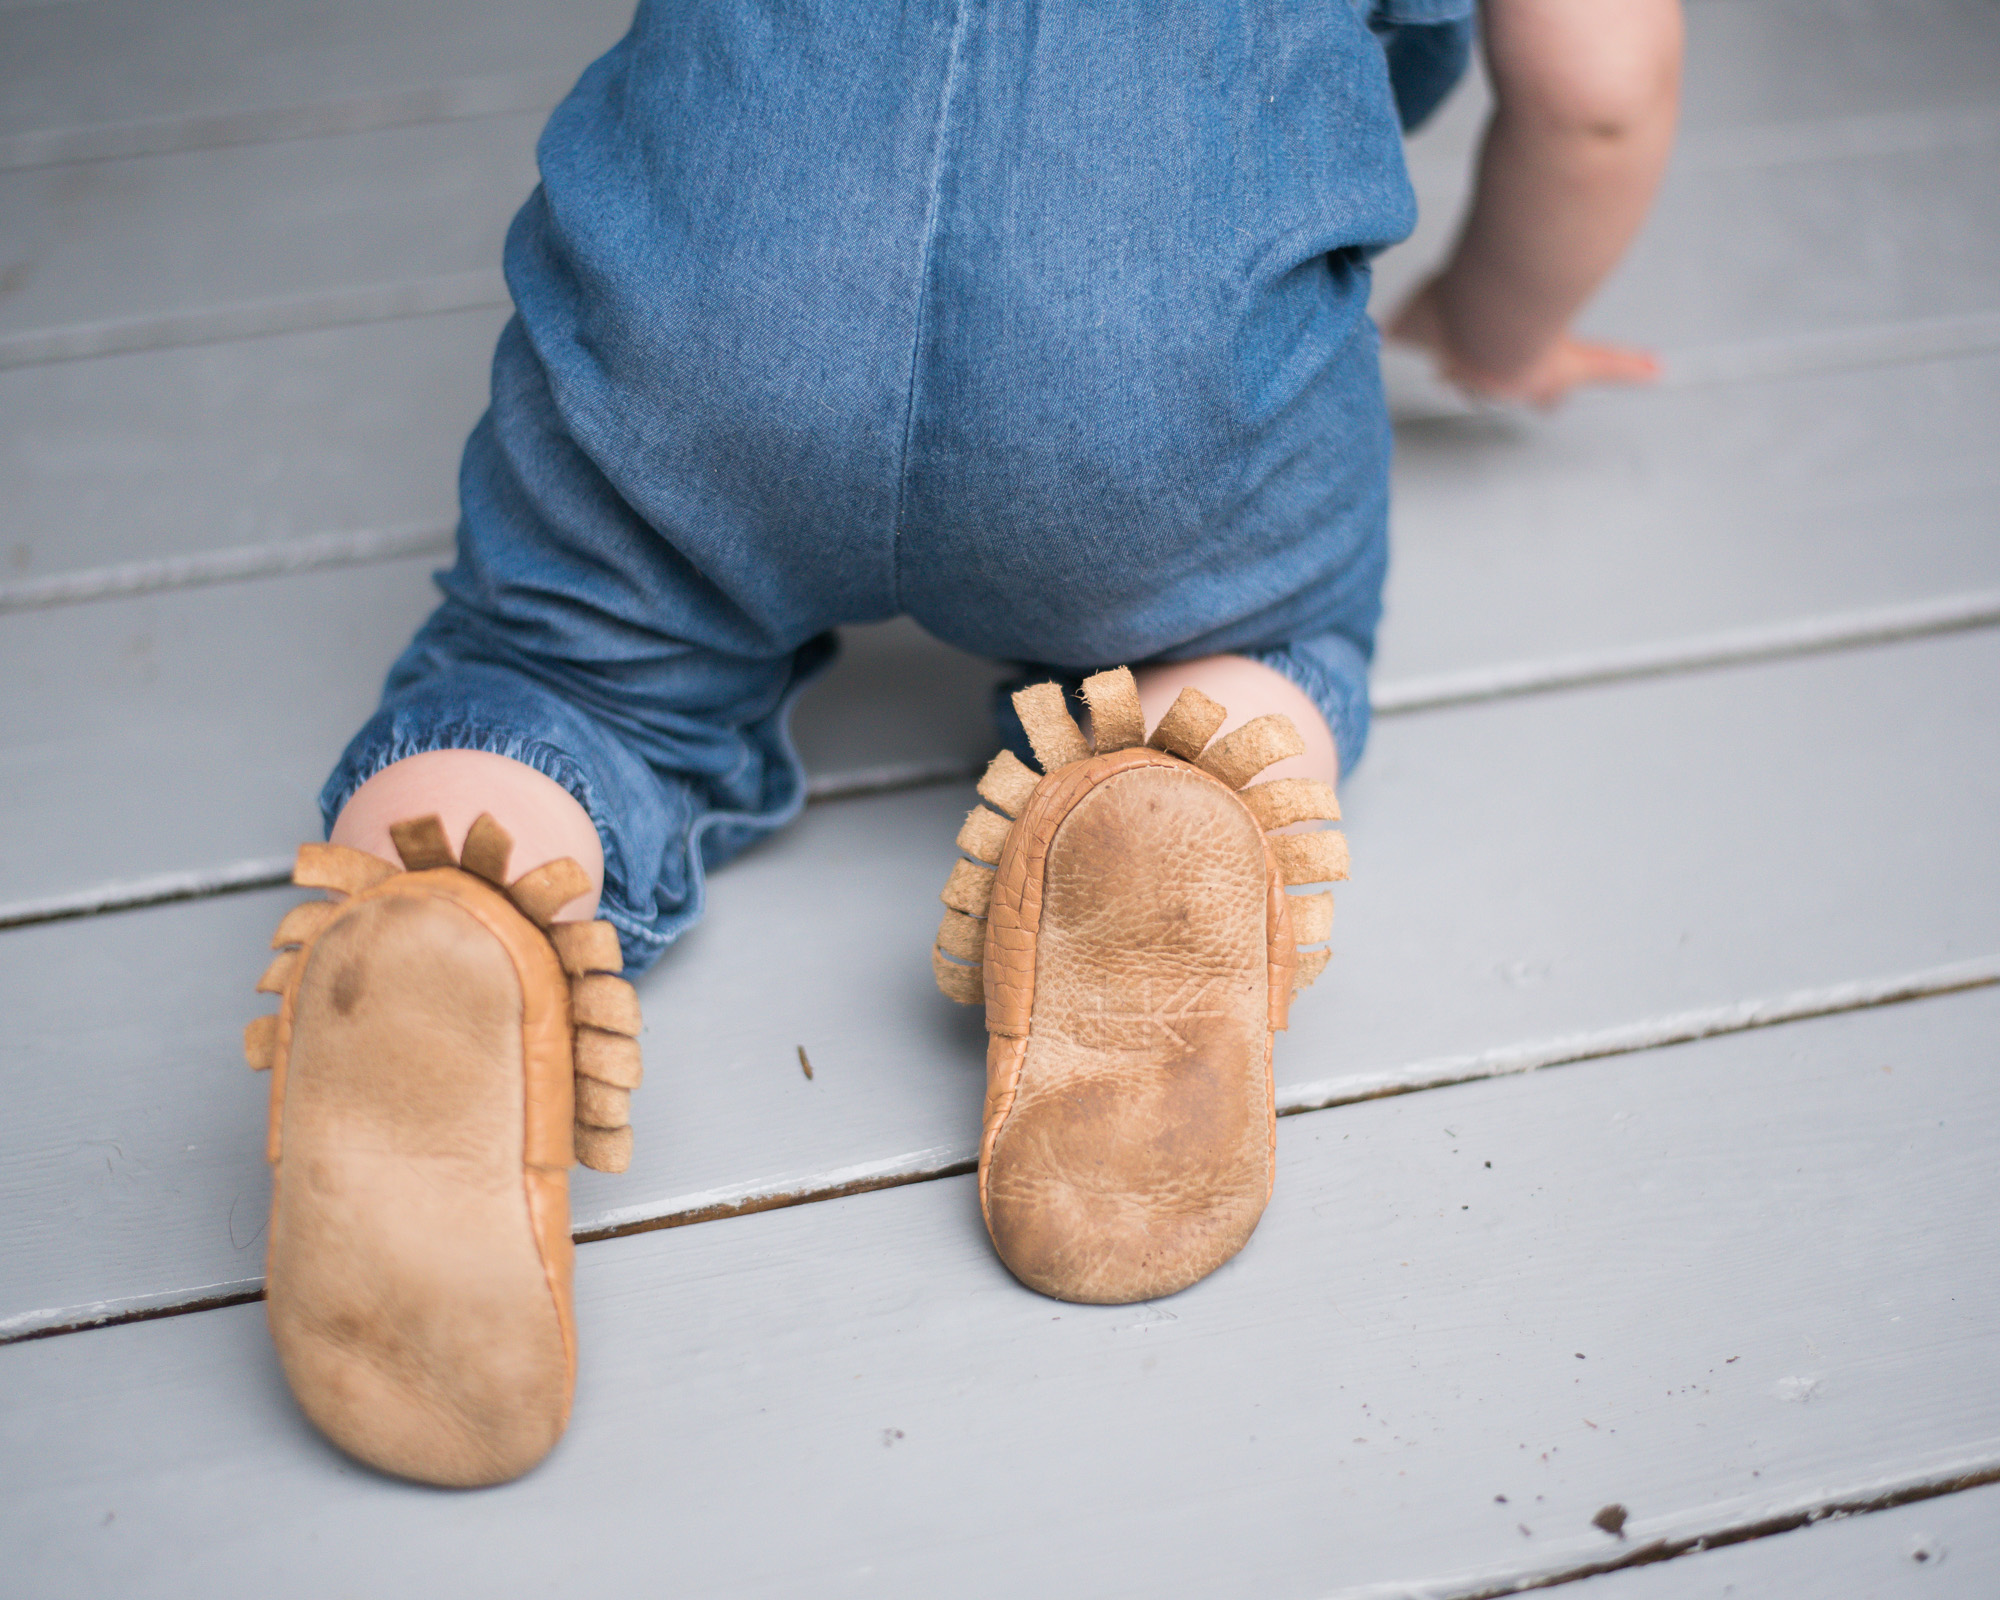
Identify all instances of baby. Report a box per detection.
[244,0,1682,1486]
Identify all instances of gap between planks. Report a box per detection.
[1368,588,2000,716]
[0,71,574,171]
[6,950,1993,1347]
[5,280,1997,380]
[0,521,453,613]
[0,756,985,932]
[5,71,1987,173]
[1346,1454,2000,1600]
[1,588,1995,932]
[1386,311,2000,423]
[0,270,507,371]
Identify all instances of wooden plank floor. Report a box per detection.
[7,993,1999,1598]
[2,0,1996,1593]
[8,628,1998,1336]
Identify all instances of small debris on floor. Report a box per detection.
[1592,1504,1629,1539]
[797,1045,814,1080]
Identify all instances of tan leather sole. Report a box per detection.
[980,753,1282,1303]
[932,671,1348,1307]
[270,877,573,1486]
[246,819,642,1488]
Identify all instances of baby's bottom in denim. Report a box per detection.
[321,331,1381,977]
[325,281,1385,970]
[323,0,1427,973]
[321,331,1377,974]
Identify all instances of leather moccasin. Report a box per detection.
[933,669,1347,1304]
[243,813,641,1487]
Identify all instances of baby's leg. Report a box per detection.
[1133,654,1341,791]
[253,308,842,1488]
[329,749,603,920]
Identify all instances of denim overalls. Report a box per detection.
[324,0,1475,969]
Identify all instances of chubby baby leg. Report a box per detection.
[329,749,604,922]
[1132,654,1341,792]
[255,740,643,1489]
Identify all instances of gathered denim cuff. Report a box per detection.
[320,634,834,974]
[1248,631,1373,782]
[988,630,1372,786]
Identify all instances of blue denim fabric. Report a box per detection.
[1377,17,1477,132]
[325,0,1469,971]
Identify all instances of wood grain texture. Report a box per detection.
[7,0,1992,160]
[2,2,1996,1581]
[2,989,1996,1598]
[786,619,1009,792]
[1592,145,2000,355]
[4,631,1996,1337]
[0,0,1990,367]
[0,559,439,909]
[0,5,1983,588]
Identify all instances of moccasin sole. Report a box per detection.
[981,754,1282,1303]
[932,672,1347,1306]
[246,820,641,1487]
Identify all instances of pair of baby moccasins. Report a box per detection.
[245,668,1345,1487]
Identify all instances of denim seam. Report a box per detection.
[887,0,974,613]
[1248,643,1359,775]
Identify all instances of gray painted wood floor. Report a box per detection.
[2,1,1995,1595]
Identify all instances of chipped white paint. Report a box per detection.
[579,1142,974,1238]
[3,0,1997,1591]
[7,949,1991,1340]
[1571,1479,2000,1600]
[1328,1450,2000,1600]
[0,1276,259,1341]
